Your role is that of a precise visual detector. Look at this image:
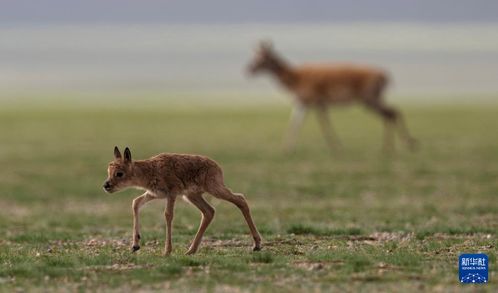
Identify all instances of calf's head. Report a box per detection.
[103,146,134,193]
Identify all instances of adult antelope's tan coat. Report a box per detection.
[247,42,416,151]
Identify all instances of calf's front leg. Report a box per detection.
[163,196,176,255]
[131,192,155,252]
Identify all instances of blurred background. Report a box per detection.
[2,0,498,105]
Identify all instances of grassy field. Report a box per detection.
[0,100,497,292]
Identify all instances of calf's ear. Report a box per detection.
[124,147,132,164]
[114,146,122,160]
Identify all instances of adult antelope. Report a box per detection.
[247,41,417,152]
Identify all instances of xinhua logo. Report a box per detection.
[459,253,488,284]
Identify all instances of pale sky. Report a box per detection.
[1,0,497,25]
[2,1,498,96]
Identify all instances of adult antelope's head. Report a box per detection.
[247,40,281,75]
[103,146,134,193]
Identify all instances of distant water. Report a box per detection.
[1,23,498,99]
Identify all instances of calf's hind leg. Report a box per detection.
[184,193,215,255]
[207,185,262,251]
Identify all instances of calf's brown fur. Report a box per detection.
[103,146,262,255]
[247,41,417,151]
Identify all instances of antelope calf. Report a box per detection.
[247,41,417,152]
[102,146,262,255]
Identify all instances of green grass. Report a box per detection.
[0,99,497,291]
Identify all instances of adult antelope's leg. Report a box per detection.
[365,102,397,152]
[164,196,176,255]
[284,104,307,150]
[208,186,262,251]
[131,192,156,252]
[375,104,417,151]
[382,119,395,153]
[185,193,215,255]
[395,113,418,151]
[315,107,341,149]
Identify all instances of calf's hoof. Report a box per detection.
[253,245,262,252]
[131,245,140,252]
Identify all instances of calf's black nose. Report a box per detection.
[103,181,111,190]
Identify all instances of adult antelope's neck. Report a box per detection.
[270,57,296,89]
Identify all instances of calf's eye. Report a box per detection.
[116,172,124,178]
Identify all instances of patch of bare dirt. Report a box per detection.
[263,238,303,247]
[0,200,30,218]
[90,263,153,271]
[293,260,343,271]
[202,238,248,248]
[84,238,128,248]
[376,262,404,274]
[348,232,414,246]
[35,237,132,256]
